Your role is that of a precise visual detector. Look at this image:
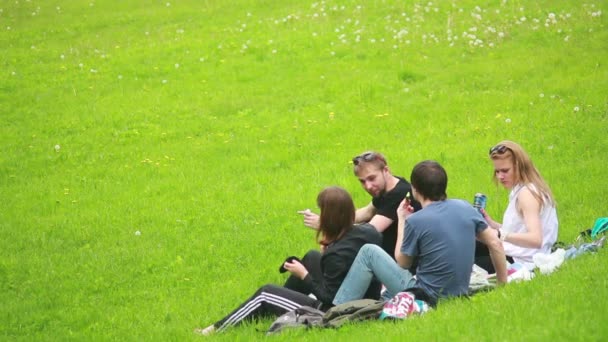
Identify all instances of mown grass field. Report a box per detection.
[1,0,607,340]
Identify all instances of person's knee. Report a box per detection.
[256,284,280,295]
[302,250,321,262]
[360,243,381,257]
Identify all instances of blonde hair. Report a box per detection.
[489,140,555,207]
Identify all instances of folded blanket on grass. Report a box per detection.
[469,235,606,294]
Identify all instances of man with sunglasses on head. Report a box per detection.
[299,151,421,260]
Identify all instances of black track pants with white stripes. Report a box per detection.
[213,284,322,332]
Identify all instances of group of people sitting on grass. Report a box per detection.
[195,140,558,335]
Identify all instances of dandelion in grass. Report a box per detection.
[135,230,141,236]
[573,106,580,112]
[55,144,61,152]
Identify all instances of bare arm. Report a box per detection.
[395,199,415,268]
[356,203,394,233]
[481,208,502,230]
[503,188,543,248]
[477,228,508,285]
[355,203,375,223]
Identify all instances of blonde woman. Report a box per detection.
[475,141,558,272]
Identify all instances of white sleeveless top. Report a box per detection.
[502,184,559,270]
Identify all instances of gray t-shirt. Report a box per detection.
[401,199,487,303]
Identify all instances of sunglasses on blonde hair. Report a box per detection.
[489,144,509,155]
[352,152,386,166]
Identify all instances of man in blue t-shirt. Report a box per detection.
[333,160,508,307]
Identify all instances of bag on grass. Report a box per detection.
[323,299,385,328]
[266,306,325,335]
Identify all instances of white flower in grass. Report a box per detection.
[90,69,97,73]
[573,106,580,112]
[118,75,123,79]
[135,230,141,236]
[175,63,179,68]
[162,79,168,84]
[166,2,171,7]
[54,144,61,152]
[539,93,544,98]
[505,118,511,123]
[272,49,277,54]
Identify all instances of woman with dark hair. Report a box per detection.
[195,186,382,335]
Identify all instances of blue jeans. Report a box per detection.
[333,244,416,305]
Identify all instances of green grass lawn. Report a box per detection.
[1,0,607,340]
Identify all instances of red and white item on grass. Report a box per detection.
[379,291,430,320]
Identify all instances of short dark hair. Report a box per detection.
[410,160,447,201]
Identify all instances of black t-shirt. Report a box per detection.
[372,176,421,259]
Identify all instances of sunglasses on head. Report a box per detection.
[489,144,509,155]
[352,152,386,166]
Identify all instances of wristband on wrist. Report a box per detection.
[498,228,508,242]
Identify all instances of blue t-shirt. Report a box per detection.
[401,199,487,303]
